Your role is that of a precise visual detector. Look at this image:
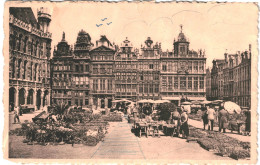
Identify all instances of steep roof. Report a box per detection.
[10,7,38,28]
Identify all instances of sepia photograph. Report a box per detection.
[3,1,258,164]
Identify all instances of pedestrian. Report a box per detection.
[179,109,189,139]
[218,106,229,133]
[13,106,20,123]
[202,106,208,130]
[172,110,181,136]
[207,104,216,131]
[245,109,251,135]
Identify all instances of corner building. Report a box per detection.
[9,7,52,110]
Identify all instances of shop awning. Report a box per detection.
[162,97,181,100]
[188,97,206,101]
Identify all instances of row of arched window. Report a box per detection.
[9,31,45,58]
[10,57,49,82]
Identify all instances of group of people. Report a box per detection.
[202,104,251,134]
[202,104,229,133]
[171,106,189,139]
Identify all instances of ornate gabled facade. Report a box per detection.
[9,7,52,111]
[89,35,116,109]
[160,26,206,106]
[51,25,208,108]
[115,38,138,101]
[137,37,161,100]
[51,32,73,105]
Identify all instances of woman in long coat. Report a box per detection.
[218,106,229,133]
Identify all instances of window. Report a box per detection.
[200,77,204,89]
[93,79,98,91]
[168,62,172,72]
[93,64,98,74]
[162,76,167,89]
[173,62,177,72]
[188,77,192,89]
[194,77,198,89]
[180,46,185,54]
[154,74,159,80]
[155,84,159,93]
[174,77,178,89]
[180,77,186,89]
[75,65,79,72]
[108,79,112,91]
[188,61,192,72]
[144,84,148,93]
[85,99,89,105]
[100,65,106,74]
[140,75,143,81]
[139,85,143,93]
[149,85,153,93]
[149,64,153,69]
[162,64,167,71]
[80,64,83,72]
[168,76,173,90]
[193,61,198,72]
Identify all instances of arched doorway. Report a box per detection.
[36,90,41,110]
[18,88,25,105]
[43,90,49,107]
[27,89,34,105]
[9,87,16,111]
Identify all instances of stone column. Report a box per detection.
[34,89,37,110]
[41,91,44,110]
[89,95,93,105]
[15,87,19,107]
[24,89,28,106]
[97,98,101,109]
[105,97,108,109]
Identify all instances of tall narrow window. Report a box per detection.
[180,77,186,89]
[200,77,204,89]
[188,77,192,89]
[12,58,16,78]
[194,77,198,89]
[23,61,27,79]
[174,77,178,89]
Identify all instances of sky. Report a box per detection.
[31,2,258,68]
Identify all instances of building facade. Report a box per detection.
[115,38,138,101]
[137,37,161,101]
[51,25,207,108]
[206,46,251,108]
[89,36,116,109]
[51,32,73,105]
[160,27,206,106]
[9,7,52,110]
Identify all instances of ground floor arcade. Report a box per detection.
[9,87,50,111]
